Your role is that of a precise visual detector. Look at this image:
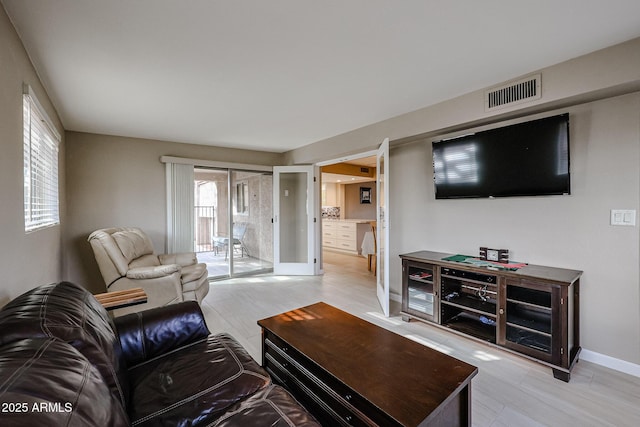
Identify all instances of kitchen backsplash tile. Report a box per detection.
[321,206,340,219]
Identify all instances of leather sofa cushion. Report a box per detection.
[0,282,128,408]
[159,252,198,267]
[181,263,207,286]
[126,264,180,280]
[127,333,270,426]
[114,301,210,367]
[209,384,321,427]
[112,229,155,264]
[0,338,129,427]
[129,254,161,269]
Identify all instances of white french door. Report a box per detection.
[273,165,317,275]
[376,138,390,316]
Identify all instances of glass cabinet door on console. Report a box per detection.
[501,280,560,365]
[401,260,437,322]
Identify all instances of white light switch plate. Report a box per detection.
[611,209,636,226]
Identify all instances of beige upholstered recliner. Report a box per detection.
[88,227,209,315]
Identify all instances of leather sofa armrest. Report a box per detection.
[114,301,210,366]
[158,252,197,267]
[126,264,180,279]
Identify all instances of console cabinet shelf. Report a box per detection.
[400,251,582,382]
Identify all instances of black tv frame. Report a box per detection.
[432,113,570,199]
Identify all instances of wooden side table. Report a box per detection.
[94,288,147,311]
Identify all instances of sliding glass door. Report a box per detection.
[231,170,273,274]
[194,167,273,279]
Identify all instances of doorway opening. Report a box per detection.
[318,154,378,280]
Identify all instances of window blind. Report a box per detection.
[166,162,195,253]
[23,87,60,232]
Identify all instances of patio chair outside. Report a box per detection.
[212,222,249,260]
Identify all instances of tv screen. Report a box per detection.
[433,113,570,199]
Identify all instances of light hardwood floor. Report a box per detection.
[200,251,640,427]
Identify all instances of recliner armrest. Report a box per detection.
[114,301,210,367]
[159,252,198,267]
[126,264,180,279]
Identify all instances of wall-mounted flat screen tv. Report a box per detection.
[432,113,570,199]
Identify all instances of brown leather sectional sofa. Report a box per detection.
[0,282,319,426]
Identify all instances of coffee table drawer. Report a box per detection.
[264,332,399,426]
[265,351,369,426]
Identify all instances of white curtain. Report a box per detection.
[166,162,195,253]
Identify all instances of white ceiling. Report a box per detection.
[4,0,640,152]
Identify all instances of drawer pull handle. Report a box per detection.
[345,415,353,423]
[345,394,352,401]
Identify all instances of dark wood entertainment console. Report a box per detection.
[400,251,582,382]
[258,302,478,426]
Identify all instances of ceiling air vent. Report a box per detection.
[485,74,541,111]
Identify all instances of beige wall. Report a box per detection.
[285,39,640,365]
[64,131,283,293]
[0,6,65,306]
[344,181,376,220]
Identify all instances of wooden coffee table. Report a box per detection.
[258,302,478,426]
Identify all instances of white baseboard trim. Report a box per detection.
[579,349,640,378]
